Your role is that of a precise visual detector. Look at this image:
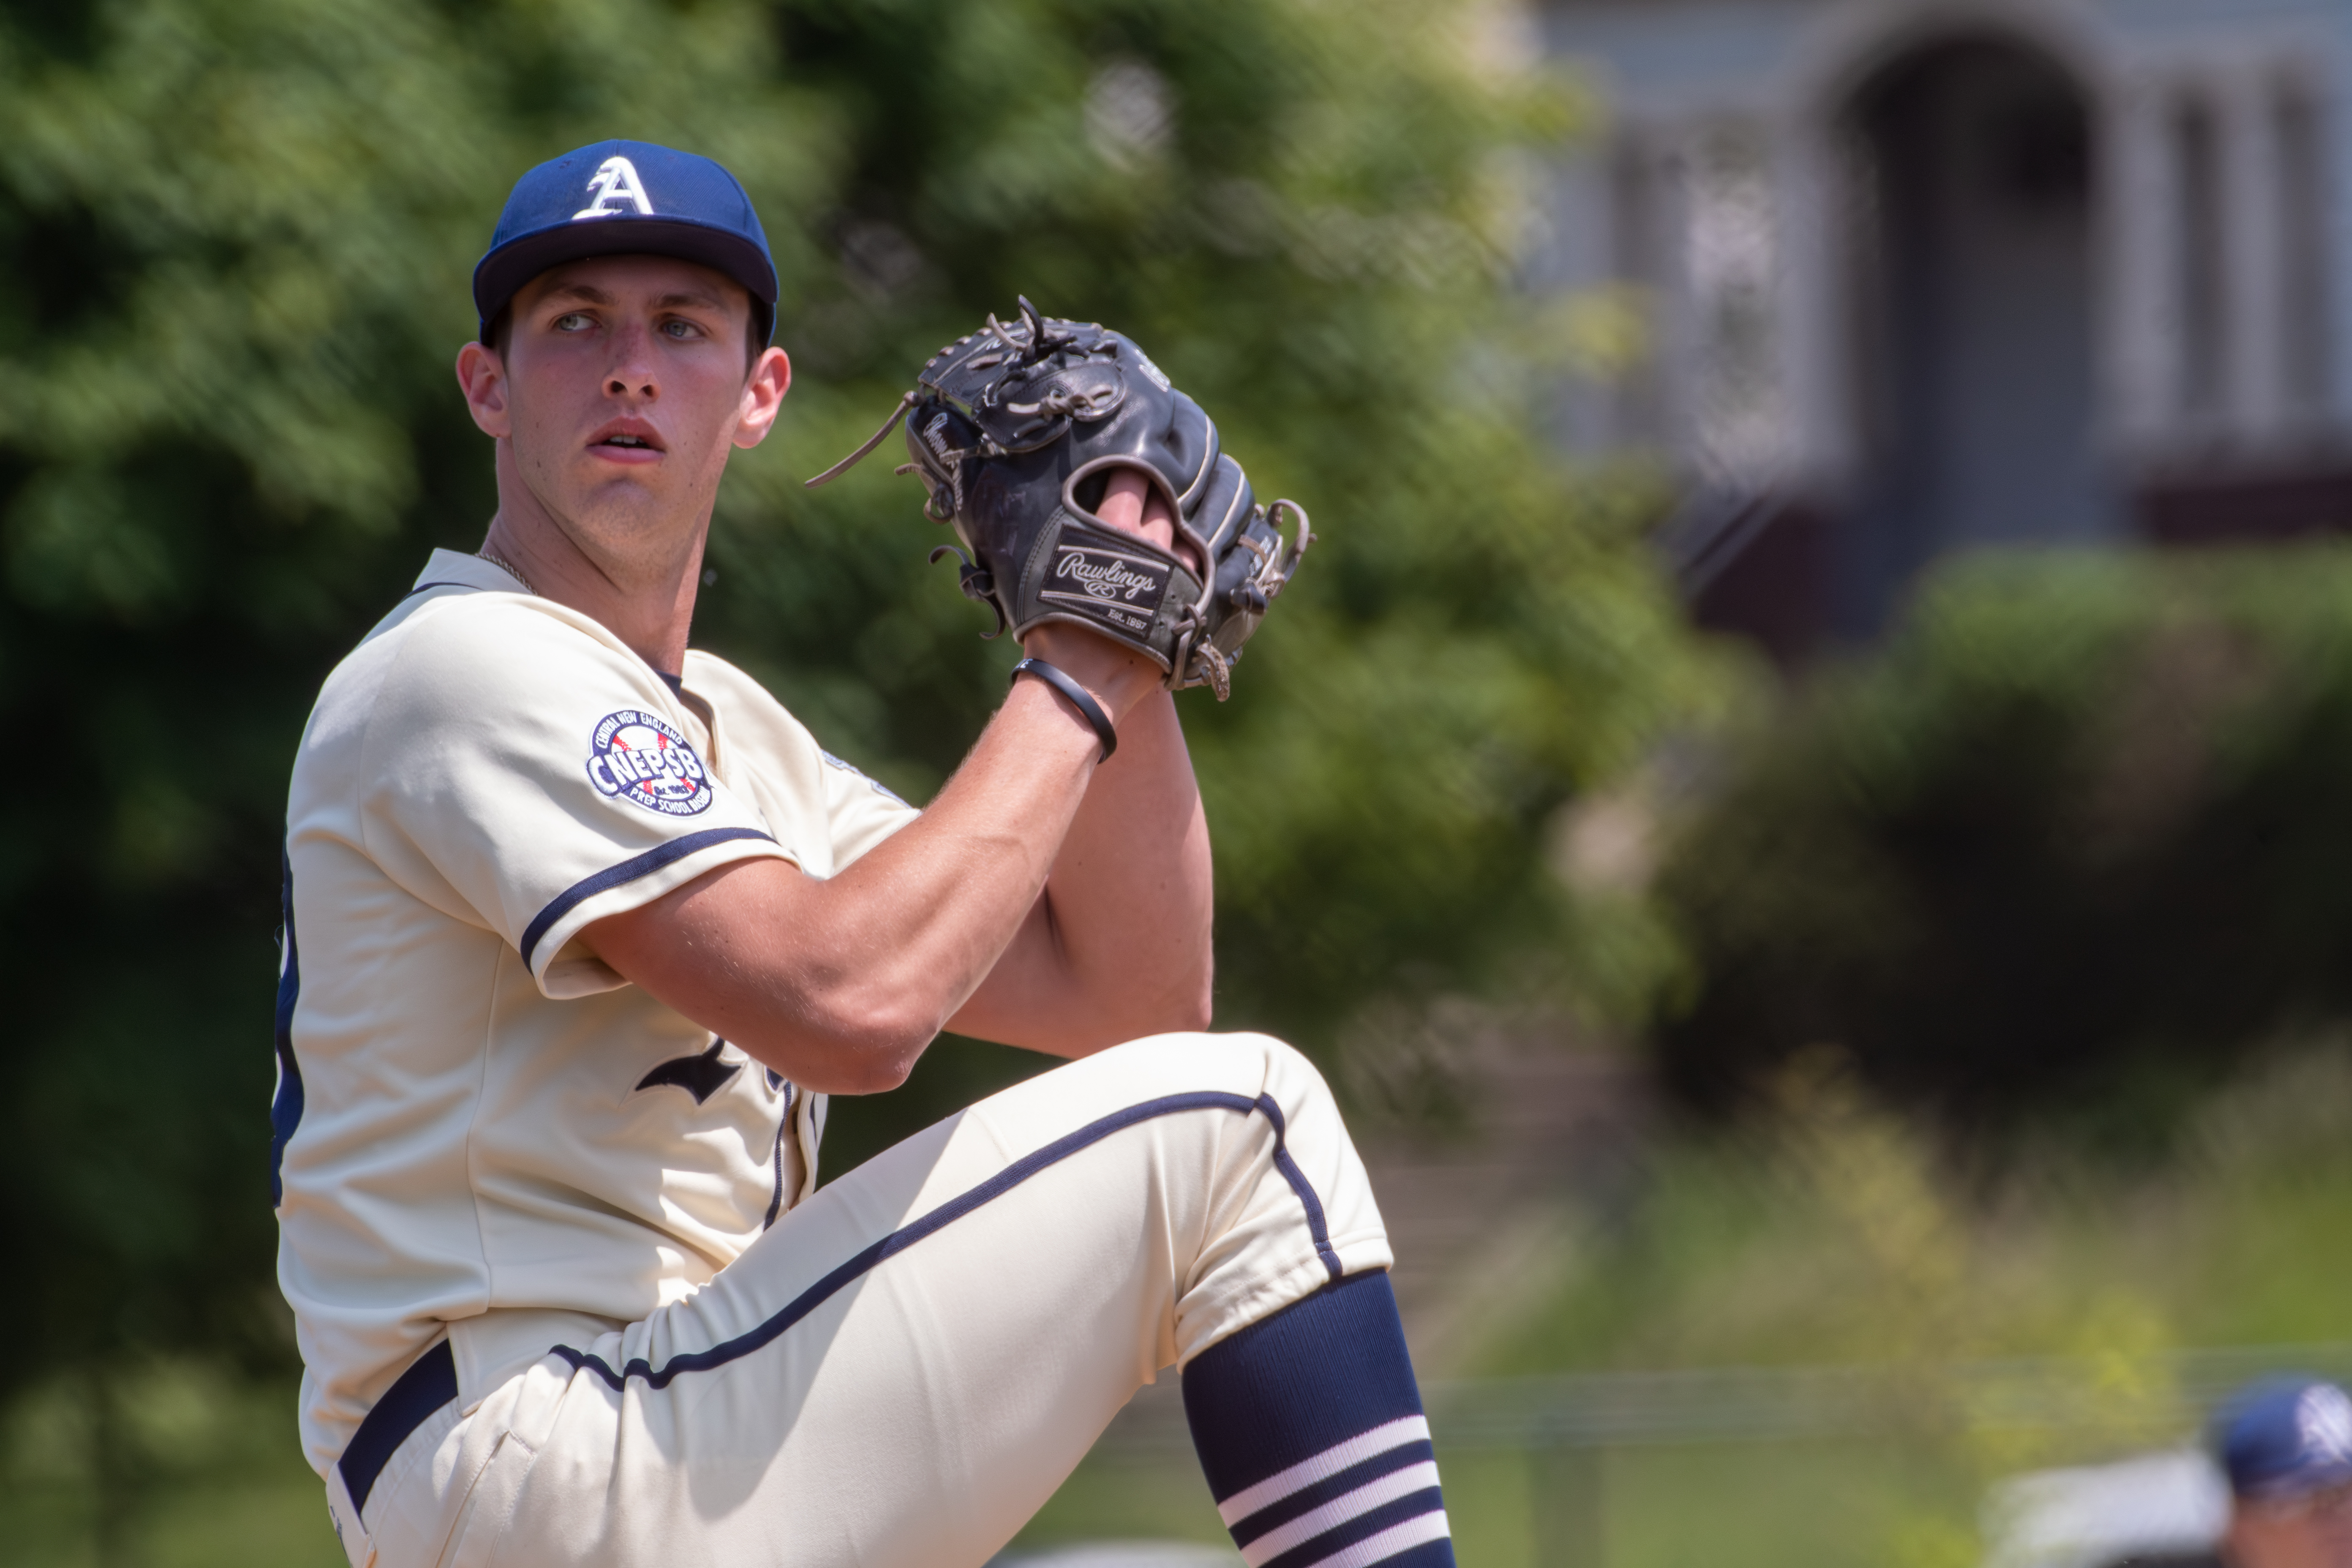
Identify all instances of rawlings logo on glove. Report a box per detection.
[1053,549,1165,604]
[806,298,1312,699]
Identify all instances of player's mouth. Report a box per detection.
[588,421,667,464]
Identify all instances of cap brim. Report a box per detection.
[473,216,779,343]
[2243,1458,2352,1502]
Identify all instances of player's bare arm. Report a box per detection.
[583,649,1214,1092]
[946,536,1219,1058]
[455,259,1214,1091]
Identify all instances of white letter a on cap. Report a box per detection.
[574,156,655,220]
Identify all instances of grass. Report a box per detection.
[0,1431,1987,1568]
[1006,1438,1979,1567]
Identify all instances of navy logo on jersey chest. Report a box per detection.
[634,1038,742,1104]
[587,710,713,817]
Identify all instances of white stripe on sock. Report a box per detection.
[1239,1461,1442,1566]
[1297,1509,1452,1568]
[1216,1415,1431,1527]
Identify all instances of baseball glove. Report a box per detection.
[806,298,1311,699]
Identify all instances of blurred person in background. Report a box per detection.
[2218,1378,2352,1568]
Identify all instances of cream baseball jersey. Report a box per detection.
[273,549,917,1477]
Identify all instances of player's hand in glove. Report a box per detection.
[1095,468,1179,558]
[807,299,1312,700]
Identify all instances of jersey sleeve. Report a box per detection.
[818,748,921,869]
[357,598,794,998]
[675,649,920,877]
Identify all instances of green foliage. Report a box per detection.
[0,0,1707,1429]
[1657,545,2352,1131]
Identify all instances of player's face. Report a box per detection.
[2230,1484,2352,1568]
[482,254,788,570]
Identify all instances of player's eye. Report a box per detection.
[552,312,595,333]
[660,318,703,341]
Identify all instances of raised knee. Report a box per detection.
[1217,1032,1340,1113]
[1219,1029,1309,1072]
[1124,1027,1310,1070]
[1097,1029,1323,1092]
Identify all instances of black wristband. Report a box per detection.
[1010,657,1117,763]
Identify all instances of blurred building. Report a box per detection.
[1536,0,2352,657]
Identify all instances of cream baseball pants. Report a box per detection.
[329,1032,1393,1568]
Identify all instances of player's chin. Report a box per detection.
[572,487,687,544]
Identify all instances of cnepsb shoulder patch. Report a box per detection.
[587,710,713,817]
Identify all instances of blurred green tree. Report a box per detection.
[1657,547,2352,1141]
[0,0,1707,1484]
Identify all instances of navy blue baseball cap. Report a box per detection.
[473,140,779,346]
[2216,1377,2352,1500]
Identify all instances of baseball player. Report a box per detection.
[2216,1378,2352,1567]
[273,140,1456,1568]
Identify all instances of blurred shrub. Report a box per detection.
[1656,546,2352,1133]
[0,0,1711,1435]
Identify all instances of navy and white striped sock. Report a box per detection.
[1181,1271,1454,1568]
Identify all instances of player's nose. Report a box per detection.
[603,320,659,401]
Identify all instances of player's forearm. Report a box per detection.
[813,679,1111,1040]
[943,688,1213,1054]
[1043,691,1215,1041]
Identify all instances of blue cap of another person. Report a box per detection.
[473,140,778,346]
[2217,1377,2352,1499]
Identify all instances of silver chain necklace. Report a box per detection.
[476,546,536,596]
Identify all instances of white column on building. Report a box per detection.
[2217,60,2289,445]
[1680,118,1788,490]
[2103,70,2183,453]
[2269,66,2333,421]
[2325,67,2352,426]
[1774,110,1843,489]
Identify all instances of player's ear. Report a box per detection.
[732,346,792,450]
[457,340,512,439]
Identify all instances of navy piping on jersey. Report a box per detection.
[518,827,776,968]
[270,851,305,1208]
[552,1090,1345,1393]
[763,1082,795,1230]
[337,1338,456,1518]
[400,580,477,599]
[1254,1094,1342,1279]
